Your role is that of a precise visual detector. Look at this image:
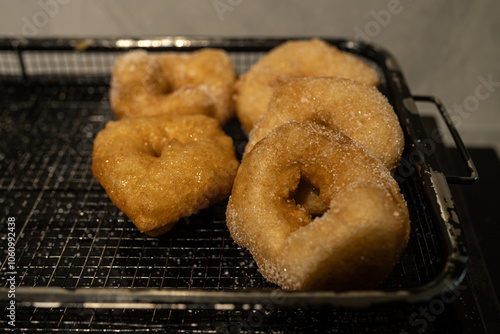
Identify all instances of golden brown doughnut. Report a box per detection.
[110,49,236,124]
[226,121,410,290]
[246,77,404,173]
[92,114,239,236]
[235,39,379,133]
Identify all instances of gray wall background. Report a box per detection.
[1,0,499,152]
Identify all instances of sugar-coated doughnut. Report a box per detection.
[235,39,379,133]
[246,77,404,173]
[226,121,410,290]
[110,49,236,124]
[92,114,239,236]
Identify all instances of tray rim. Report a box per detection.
[0,36,469,309]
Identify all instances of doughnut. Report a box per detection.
[226,121,410,290]
[235,39,379,133]
[110,48,236,124]
[92,114,239,236]
[245,77,404,172]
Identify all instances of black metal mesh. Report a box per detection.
[0,50,21,76]
[22,51,121,77]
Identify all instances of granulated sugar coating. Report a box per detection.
[234,39,380,133]
[246,77,404,173]
[226,121,410,290]
[92,114,239,236]
[110,49,236,124]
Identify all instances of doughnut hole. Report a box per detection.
[146,137,173,158]
[293,177,328,217]
[148,145,162,158]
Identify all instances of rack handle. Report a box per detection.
[412,95,478,184]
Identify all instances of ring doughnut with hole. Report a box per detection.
[226,121,410,290]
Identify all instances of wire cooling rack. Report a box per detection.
[0,77,439,293]
[0,37,476,332]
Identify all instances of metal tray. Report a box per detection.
[0,37,477,310]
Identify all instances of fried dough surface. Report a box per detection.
[226,122,410,290]
[92,114,239,236]
[246,77,404,172]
